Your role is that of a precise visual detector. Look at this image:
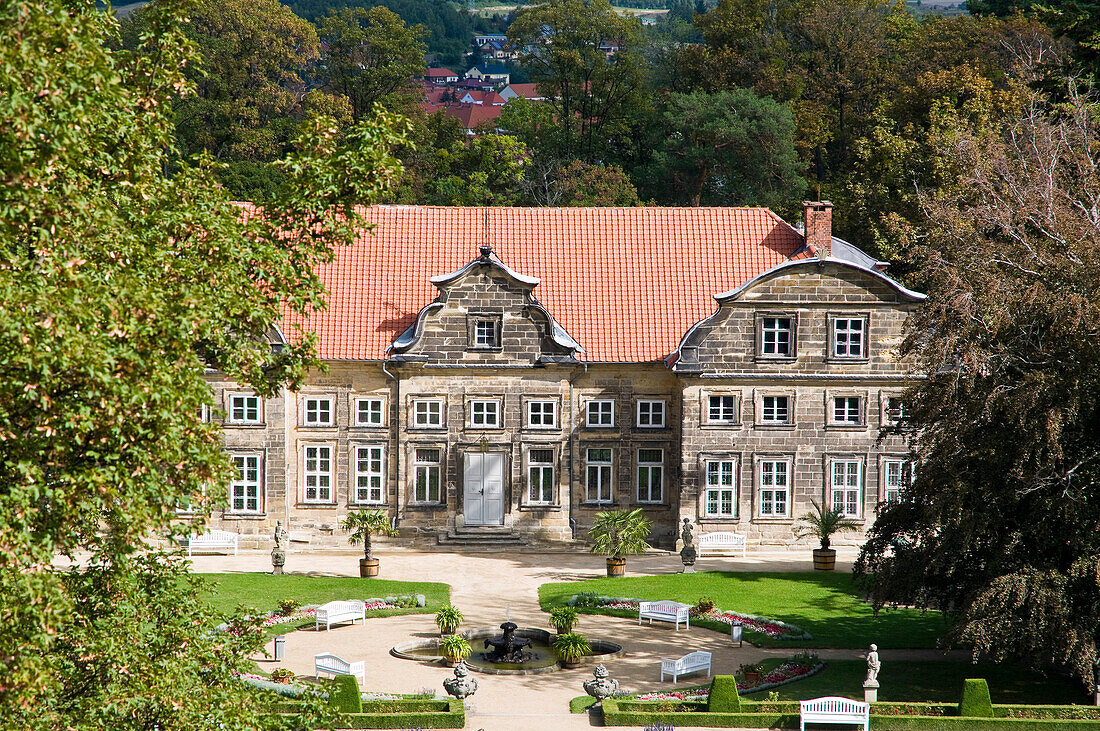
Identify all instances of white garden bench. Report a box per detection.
[186,529,239,557]
[697,531,747,558]
[314,653,366,686]
[638,600,691,630]
[800,696,870,731]
[315,600,366,631]
[660,650,712,682]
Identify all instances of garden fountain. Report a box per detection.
[482,621,532,663]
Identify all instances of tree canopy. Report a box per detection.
[855,85,1100,688]
[0,0,407,725]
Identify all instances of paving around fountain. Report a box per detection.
[188,547,962,731]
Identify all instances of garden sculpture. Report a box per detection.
[442,662,479,700]
[583,664,619,703]
[865,643,880,684]
[679,518,697,573]
[271,520,288,575]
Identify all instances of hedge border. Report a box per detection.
[600,699,1100,729]
[270,699,465,729]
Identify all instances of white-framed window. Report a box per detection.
[228,394,261,424]
[473,319,499,348]
[303,445,333,503]
[230,454,262,513]
[833,317,866,358]
[707,395,738,424]
[759,459,790,517]
[197,404,211,423]
[586,400,615,427]
[412,399,444,428]
[833,396,862,424]
[355,397,385,426]
[884,396,905,425]
[354,445,385,504]
[469,399,500,428]
[704,459,737,517]
[636,400,666,428]
[585,448,613,503]
[304,396,334,427]
[636,448,664,503]
[527,400,557,428]
[883,459,912,504]
[761,395,790,424]
[830,459,862,518]
[761,316,794,357]
[528,449,555,504]
[413,448,443,503]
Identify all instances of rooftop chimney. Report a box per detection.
[803,201,833,260]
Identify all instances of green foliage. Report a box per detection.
[317,698,464,728]
[269,668,297,683]
[855,86,1100,688]
[649,89,806,208]
[199,574,448,618]
[553,632,592,662]
[316,6,427,118]
[328,674,363,714]
[570,695,599,713]
[961,678,995,718]
[508,0,650,161]
[589,509,653,559]
[424,134,529,205]
[549,606,579,632]
[557,161,643,206]
[794,499,862,550]
[708,676,742,712]
[435,604,464,634]
[340,509,398,560]
[438,634,472,662]
[0,0,406,725]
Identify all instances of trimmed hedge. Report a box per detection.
[961,678,995,718]
[570,695,598,713]
[600,698,1100,729]
[327,675,362,713]
[708,675,741,712]
[271,698,464,729]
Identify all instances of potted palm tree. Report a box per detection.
[589,508,652,577]
[435,604,464,636]
[340,509,397,577]
[438,634,472,667]
[795,499,861,571]
[549,606,579,635]
[553,632,591,669]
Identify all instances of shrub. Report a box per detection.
[553,632,592,662]
[327,674,362,713]
[269,668,296,683]
[708,675,741,712]
[570,695,598,713]
[960,678,994,717]
[691,596,716,616]
[549,606,579,632]
[435,604,463,634]
[571,592,602,607]
[277,598,300,616]
[439,634,472,663]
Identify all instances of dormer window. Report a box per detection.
[468,314,501,350]
[756,313,797,359]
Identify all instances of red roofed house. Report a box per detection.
[205,203,923,551]
[424,67,459,85]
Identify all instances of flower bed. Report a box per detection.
[565,594,811,641]
[738,656,823,693]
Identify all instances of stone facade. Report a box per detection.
[200,229,922,550]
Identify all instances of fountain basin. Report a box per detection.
[391,627,624,675]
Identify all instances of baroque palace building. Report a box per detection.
[200,203,923,549]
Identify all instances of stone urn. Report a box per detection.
[442,662,479,700]
[582,665,619,704]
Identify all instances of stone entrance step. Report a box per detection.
[437,525,529,547]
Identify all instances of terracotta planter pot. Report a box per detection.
[812,548,836,571]
[606,557,626,577]
[273,676,291,685]
[360,558,380,577]
[744,670,761,685]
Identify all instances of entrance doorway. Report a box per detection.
[463,452,506,525]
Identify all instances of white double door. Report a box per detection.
[463,452,506,526]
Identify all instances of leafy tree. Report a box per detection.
[121,0,325,199]
[558,161,643,206]
[508,0,651,161]
[426,134,529,206]
[0,0,407,725]
[317,6,428,118]
[649,89,805,207]
[855,85,1100,689]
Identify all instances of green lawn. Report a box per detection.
[766,660,1090,705]
[537,571,948,649]
[197,573,450,620]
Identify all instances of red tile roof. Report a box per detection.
[280,206,807,363]
[504,83,543,99]
[425,67,457,78]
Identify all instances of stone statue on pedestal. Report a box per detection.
[271,520,287,575]
[583,664,619,704]
[679,518,697,573]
